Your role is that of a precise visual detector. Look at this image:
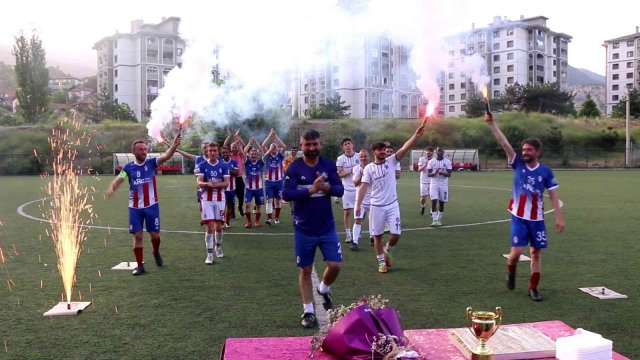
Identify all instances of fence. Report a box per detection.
[1,147,639,176]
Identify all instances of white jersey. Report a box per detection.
[418,156,432,183]
[336,153,359,192]
[352,164,371,206]
[361,155,399,206]
[427,157,453,186]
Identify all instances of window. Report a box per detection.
[507,40,514,48]
[612,95,619,101]
[494,78,500,85]
[613,74,619,80]
[627,40,635,47]
[460,82,466,89]
[177,48,183,56]
[613,63,619,70]
[448,83,455,90]
[507,65,514,72]
[114,69,118,78]
[461,93,466,100]
[459,49,466,56]
[448,105,455,112]
[493,66,500,74]
[493,54,500,61]
[507,52,514,60]
[448,94,455,101]
[461,105,467,111]
[627,72,633,79]
[613,53,619,60]
[553,59,557,66]
[333,79,339,87]
[627,51,634,57]
[507,77,514,84]
[493,30,500,38]
[628,62,634,68]
[114,84,118,92]
[304,96,308,104]
[448,72,454,79]
[553,71,557,77]
[304,83,309,91]
[612,84,619,91]
[493,43,500,50]
[627,83,634,89]
[507,28,514,36]
[493,90,500,97]
[612,42,619,49]
[114,55,118,63]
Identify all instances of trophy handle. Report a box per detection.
[465,307,475,337]
[492,307,503,335]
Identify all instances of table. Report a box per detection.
[221,320,629,360]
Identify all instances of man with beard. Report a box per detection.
[261,128,287,225]
[486,112,565,302]
[223,129,247,219]
[336,138,359,243]
[283,130,344,328]
[196,143,230,263]
[220,146,239,228]
[105,134,181,276]
[351,149,372,251]
[417,147,434,216]
[355,122,426,273]
[242,137,265,228]
[427,146,452,227]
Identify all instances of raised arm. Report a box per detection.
[272,132,287,154]
[223,128,233,147]
[485,113,516,162]
[243,137,256,155]
[174,148,195,161]
[157,133,181,166]
[395,121,427,161]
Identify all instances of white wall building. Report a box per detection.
[94,17,185,120]
[442,16,571,117]
[603,27,640,115]
[293,34,424,119]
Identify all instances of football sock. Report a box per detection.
[275,206,281,219]
[255,212,261,222]
[508,264,517,274]
[529,272,541,290]
[352,224,362,244]
[133,247,144,267]
[346,229,352,240]
[151,238,160,255]
[214,231,223,247]
[318,281,330,294]
[245,212,252,223]
[438,211,443,221]
[205,233,214,253]
[266,202,273,215]
[431,211,438,221]
[376,254,385,264]
[304,303,314,314]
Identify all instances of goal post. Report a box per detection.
[410,149,480,171]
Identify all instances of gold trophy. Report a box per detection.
[465,307,502,359]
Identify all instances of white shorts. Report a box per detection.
[200,199,225,224]
[369,202,401,236]
[342,190,356,210]
[354,203,370,220]
[429,184,449,202]
[420,182,431,197]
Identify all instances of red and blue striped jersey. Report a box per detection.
[122,158,159,209]
[265,153,285,182]
[195,159,230,202]
[245,158,264,190]
[508,155,559,221]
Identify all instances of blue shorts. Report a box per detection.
[510,215,548,249]
[225,190,236,205]
[129,203,160,234]
[264,180,283,200]
[294,230,342,268]
[245,189,264,205]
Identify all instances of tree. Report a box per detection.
[84,89,136,123]
[611,89,640,119]
[11,32,50,123]
[50,90,67,104]
[83,75,97,90]
[308,93,351,119]
[464,93,485,118]
[578,94,601,118]
[502,83,576,116]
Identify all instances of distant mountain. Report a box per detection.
[568,65,605,86]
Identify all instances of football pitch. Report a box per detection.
[0,170,638,359]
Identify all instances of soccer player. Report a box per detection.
[417,147,434,216]
[223,129,246,218]
[351,149,372,251]
[486,112,565,302]
[220,146,239,228]
[196,143,230,264]
[261,128,287,225]
[356,122,426,273]
[336,138,359,243]
[105,134,181,276]
[283,129,344,328]
[175,142,209,202]
[242,137,265,228]
[427,146,452,227]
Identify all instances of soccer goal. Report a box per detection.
[112,153,186,175]
[410,149,480,171]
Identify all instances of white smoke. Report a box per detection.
[147,0,489,139]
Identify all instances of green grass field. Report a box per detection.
[1,170,639,359]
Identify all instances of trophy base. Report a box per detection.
[471,353,494,360]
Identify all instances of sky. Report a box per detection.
[1,0,638,78]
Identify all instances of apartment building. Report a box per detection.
[442,16,571,117]
[603,27,640,115]
[94,17,185,120]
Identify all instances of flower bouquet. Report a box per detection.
[310,295,420,359]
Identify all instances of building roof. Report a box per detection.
[68,86,96,93]
[93,16,181,48]
[603,32,640,43]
